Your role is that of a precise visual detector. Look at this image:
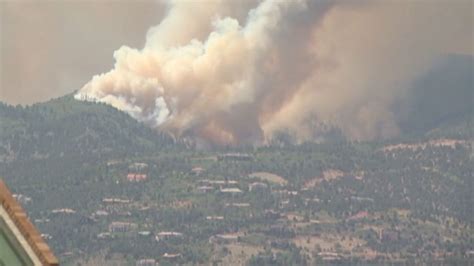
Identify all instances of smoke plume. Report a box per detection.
[75,0,472,145]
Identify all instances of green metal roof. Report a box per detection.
[0,180,58,265]
[0,209,34,266]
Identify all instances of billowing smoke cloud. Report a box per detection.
[75,0,472,145]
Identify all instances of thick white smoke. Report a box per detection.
[75,0,472,145]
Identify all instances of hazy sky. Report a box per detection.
[0,0,165,105]
[1,0,471,106]
[0,0,472,145]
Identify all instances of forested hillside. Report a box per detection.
[0,61,472,265]
[0,94,176,161]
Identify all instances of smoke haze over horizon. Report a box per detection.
[0,0,166,105]
[2,0,472,145]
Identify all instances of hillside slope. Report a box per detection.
[0,94,176,161]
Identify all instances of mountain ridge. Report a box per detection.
[0,94,177,161]
[0,54,472,159]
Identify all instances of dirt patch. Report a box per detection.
[304,169,344,188]
[168,200,193,209]
[293,234,374,260]
[382,139,468,152]
[218,243,263,266]
[249,172,287,185]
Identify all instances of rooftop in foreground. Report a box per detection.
[0,180,59,266]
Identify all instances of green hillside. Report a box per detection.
[0,85,472,265]
[0,94,176,161]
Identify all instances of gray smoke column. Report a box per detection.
[75,0,472,145]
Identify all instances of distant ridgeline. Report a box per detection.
[0,94,177,161]
[0,54,472,159]
[395,54,473,139]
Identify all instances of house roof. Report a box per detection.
[220,188,243,193]
[0,180,59,266]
